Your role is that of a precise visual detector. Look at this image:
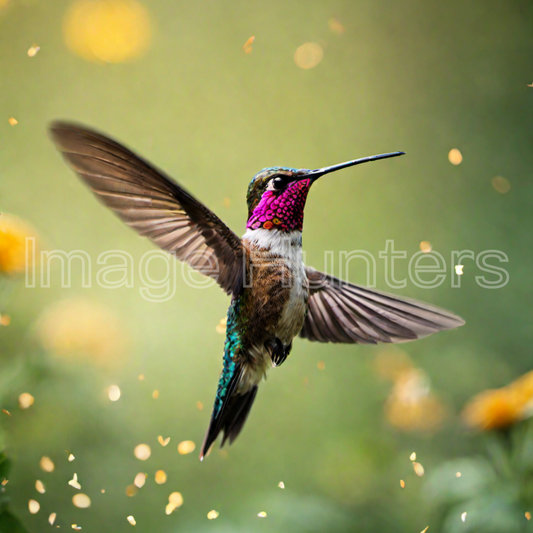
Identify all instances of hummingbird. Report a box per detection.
[49,122,465,460]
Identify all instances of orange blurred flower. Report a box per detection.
[462,371,533,431]
[0,213,39,276]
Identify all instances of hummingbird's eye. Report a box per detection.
[271,177,287,191]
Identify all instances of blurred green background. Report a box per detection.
[1,0,533,531]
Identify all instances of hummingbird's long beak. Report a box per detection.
[305,151,405,181]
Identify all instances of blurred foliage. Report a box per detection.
[1,0,533,531]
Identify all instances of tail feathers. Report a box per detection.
[200,384,258,460]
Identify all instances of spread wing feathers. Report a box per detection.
[301,268,465,344]
[49,121,244,296]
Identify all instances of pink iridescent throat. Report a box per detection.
[246,178,311,232]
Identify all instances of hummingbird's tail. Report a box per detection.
[200,361,258,460]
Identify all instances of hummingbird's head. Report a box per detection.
[246,151,405,233]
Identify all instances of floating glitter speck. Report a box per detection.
[72,525,82,530]
[409,452,416,461]
[461,512,467,522]
[127,515,136,526]
[456,472,462,478]
[68,453,75,462]
[448,148,463,165]
[125,484,138,497]
[526,512,531,520]
[27,45,40,57]
[134,472,147,488]
[108,385,121,401]
[413,462,425,477]
[152,389,159,399]
[49,513,57,525]
[400,479,405,488]
[2,409,10,416]
[242,35,255,54]
[40,456,55,472]
[278,481,285,489]
[207,510,219,520]
[69,473,81,490]
[419,241,432,253]
[28,499,40,514]
[0,315,11,326]
[328,18,345,34]
[35,480,45,494]
[1,479,8,486]
[455,265,464,276]
[165,503,176,515]
[421,527,429,533]
[317,361,326,370]
[72,493,91,508]
[8,117,18,126]
[258,511,267,518]
[492,176,510,194]
[196,401,204,410]
[134,444,151,460]
[177,440,196,455]
[158,435,170,447]
[294,42,323,69]
[18,392,34,409]
[155,470,167,484]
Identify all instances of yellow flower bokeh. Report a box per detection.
[462,371,533,431]
[63,0,152,64]
[36,299,129,368]
[0,213,39,276]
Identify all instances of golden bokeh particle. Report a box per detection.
[35,480,45,494]
[152,389,159,399]
[420,527,429,533]
[158,435,170,447]
[223,197,231,208]
[72,493,91,508]
[278,481,285,489]
[27,45,40,57]
[127,515,136,525]
[28,499,40,514]
[134,444,151,460]
[155,470,167,484]
[456,471,462,477]
[40,456,55,472]
[63,0,152,64]
[413,462,425,477]
[455,264,464,276]
[492,176,510,194]
[216,318,227,334]
[108,385,121,401]
[461,512,467,522]
[196,401,204,410]
[294,42,324,69]
[526,512,531,521]
[169,491,183,506]
[68,473,81,490]
[68,453,75,462]
[242,35,255,54]
[448,148,463,165]
[177,440,196,455]
[410,452,416,461]
[0,315,11,326]
[419,241,432,253]
[138,373,145,380]
[8,117,18,126]
[207,510,219,520]
[72,526,82,530]
[2,409,10,416]
[400,479,405,488]
[317,361,326,370]
[49,513,57,525]
[133,472,146,488]
[18,392,34,409]
[328,18,345,34]
[258,511,267,518]
[125,484,138,497]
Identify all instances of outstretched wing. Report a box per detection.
[50,121,244,296]
[301,268,465,344]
